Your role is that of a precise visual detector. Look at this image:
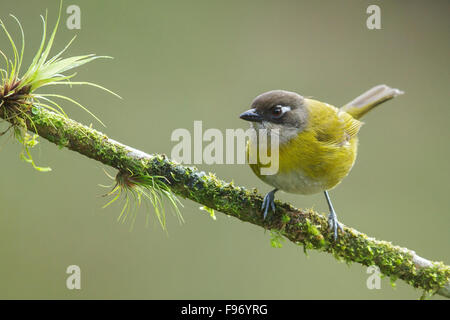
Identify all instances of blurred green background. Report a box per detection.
[0,0,449,299]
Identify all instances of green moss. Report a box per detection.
[281,214,291,223]
[269,229,285,248]
[57,136,69,149]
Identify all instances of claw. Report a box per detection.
[324,190,344,241]
[327,210,343,241]
[261,189,277,219]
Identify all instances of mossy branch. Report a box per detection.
[0,105,449,299]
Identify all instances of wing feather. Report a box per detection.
[306,99,362,146]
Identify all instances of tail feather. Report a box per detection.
[341,84,404,120]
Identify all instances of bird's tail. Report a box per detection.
[341,84,404,120]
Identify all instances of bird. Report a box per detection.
[239,85,403,240]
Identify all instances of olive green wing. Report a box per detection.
[306,99,363,146]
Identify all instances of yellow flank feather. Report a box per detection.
[248,99,363,194]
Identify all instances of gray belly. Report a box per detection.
[258,168,328,195]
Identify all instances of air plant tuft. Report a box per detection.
[1,4,182,231]
[0,3,120,171]
[102,170,184,231]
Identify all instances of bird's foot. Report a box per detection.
[261,189,277,219]
[327,210,344,241]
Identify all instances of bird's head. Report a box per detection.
[240,90,309,134]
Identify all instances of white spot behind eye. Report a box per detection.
[277,105,291,114]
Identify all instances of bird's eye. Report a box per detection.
[271,106,282,117]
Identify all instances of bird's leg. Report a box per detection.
[324,190,344,240]
[261,188,278,219]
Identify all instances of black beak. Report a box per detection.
[239,108,263,122]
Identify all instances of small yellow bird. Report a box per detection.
[240,85,403,239]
